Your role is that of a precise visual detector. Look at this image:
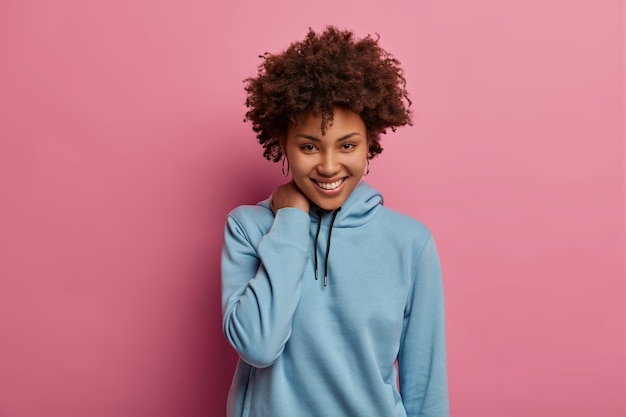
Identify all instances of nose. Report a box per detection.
[317,150,340,177]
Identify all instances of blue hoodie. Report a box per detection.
[221,182,449,417]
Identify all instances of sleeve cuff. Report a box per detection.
[268,208,311,249]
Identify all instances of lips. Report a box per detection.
[314,178,345,190]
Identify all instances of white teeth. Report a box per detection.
[316,179,343,190]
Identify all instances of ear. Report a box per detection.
[279,136,288,158]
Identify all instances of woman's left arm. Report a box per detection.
[398,235,450,417]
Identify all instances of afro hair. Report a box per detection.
[244,26,412,162]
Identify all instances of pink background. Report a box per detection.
[0,1,623,416]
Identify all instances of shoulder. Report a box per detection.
[378,206,432,237]
[225,199,275,238]
[228,202,272,222]
[374,206,434,252]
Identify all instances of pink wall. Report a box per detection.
[0,1,623,416]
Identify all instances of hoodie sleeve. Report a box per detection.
[398,235,450,417]
[221,207,310,368]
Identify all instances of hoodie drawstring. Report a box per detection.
[324,208,341,286]
[313,207,341,287]
[313,211,323,282]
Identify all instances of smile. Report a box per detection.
[315,178,345,190]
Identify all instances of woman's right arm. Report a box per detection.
[221,206,310,368]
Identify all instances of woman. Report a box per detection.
[221,27,449,417]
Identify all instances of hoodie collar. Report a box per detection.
[259,181,383,287]
[309,181,383,228]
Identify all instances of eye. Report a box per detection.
[342,143,355,150]
[301,144,317,152]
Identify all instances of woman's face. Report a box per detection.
[283,107,368,211]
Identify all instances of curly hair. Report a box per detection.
[244,26,412,162]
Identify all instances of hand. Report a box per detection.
[270,181,310,214]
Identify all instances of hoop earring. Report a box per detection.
[364,159,370,176]
[282,156,290,177]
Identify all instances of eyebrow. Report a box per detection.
[295,132,361,142]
